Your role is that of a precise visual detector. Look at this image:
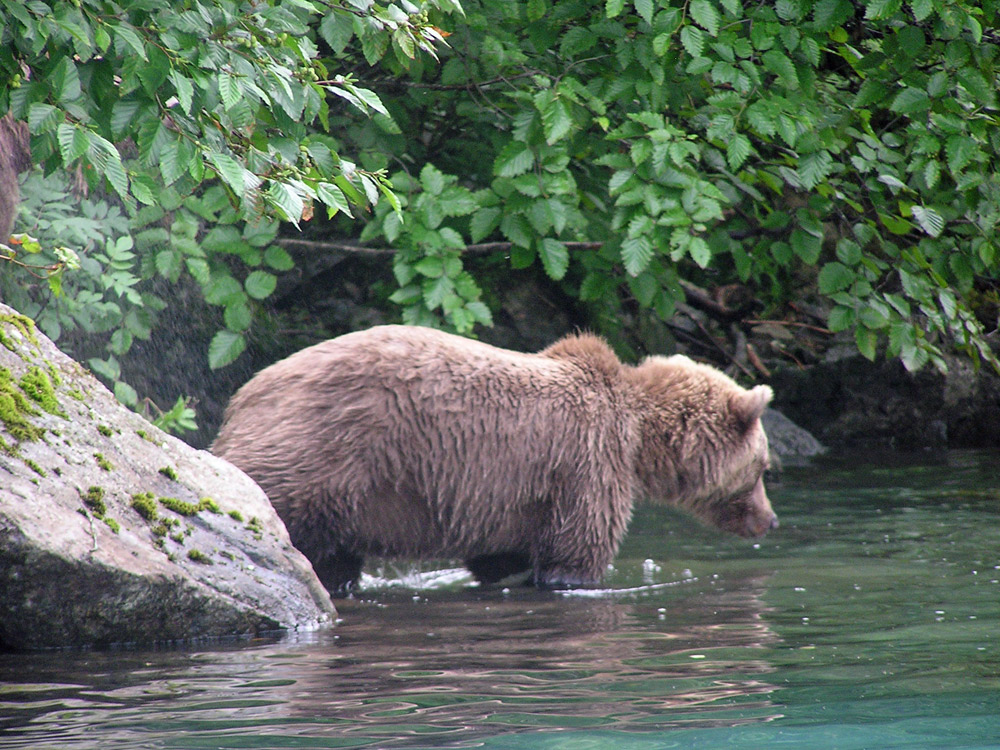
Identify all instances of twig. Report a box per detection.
[678,279,740,320]
[746,319,833,335]
[88,513,99,551]
[746,342,771,377]
[0,250,64,279]
[686,312,755,378]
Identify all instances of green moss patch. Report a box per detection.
[131,492,158,521]
[94,453,113,471]
[158,465,179,481]
[0,368,44,443]
[159,496,220,516]
[186,549,213,565]
[24,458,46,476]
[81,486,107,516]
[199,497,221,514]
[17,366,66,418]
[0,312,39,356]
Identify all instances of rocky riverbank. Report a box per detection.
[0,304,336,650]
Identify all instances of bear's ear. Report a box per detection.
[729,385,773,430]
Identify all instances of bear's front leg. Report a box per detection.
[528,524,614,590]
[313,551,364,597]
[530,488,631,589]
[465,552,532,585]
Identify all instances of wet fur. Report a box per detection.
[213,326,776,594]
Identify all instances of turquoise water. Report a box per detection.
[1,451,998,749]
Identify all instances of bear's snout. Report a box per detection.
[737,475,777,538]
[743,510,779,538]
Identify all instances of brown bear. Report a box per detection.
[212,325,777,595]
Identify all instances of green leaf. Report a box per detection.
[414,256,445,278]
[389,284,422,305]
[440,187,478,217]
[798,150,833,190]
[110,329,133,356]
[423,275,454,310]
[57,123,91,164]
[494,142,536,178]
[855,326,878,361]
[319,13,354,54]
[726,134,751,171]
[945,135,976,173]
[501,213,533,248]
[539,238,569,280]
[471,207,502,243]
[688,236,711,268]
[689,0,721,36]
[633,0,654,25]
[818,262,856,294]
[859,302,890,330]
[762,50,799,89]
[607,0,626,17]
[264,246,295,271]
[204,275,244,306]
[957,68,996,108]
[527,0,546,21]
[244,270,277,300]
[466,301,493,326]
[790,228,822,264]
[420,163,447,196]
[813,0,852,29]
[218,73,243,112]
[208,330,247,370]
[909,0,934,21]
[317,182,353,218]
[170,72,194,115]
[621,236,653,276]
[911,205,944,237]
[629,273,658,306]
[155,249,182,282]
[114,380,139,407]
[827,305,854,332]
[28,103,60,134]
[209,152,247,196]
[890,87,931,115]
[50,57,82,103]
[88,134,129,200]
[224,301,253,332]
[113,22,147,61]
[836,239,863,266]
[680,25,705,58]
[538,95,573,145]
[864,0,901,19]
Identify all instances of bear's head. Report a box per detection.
[629,355,778,539]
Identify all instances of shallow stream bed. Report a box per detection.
[2,451,998,748]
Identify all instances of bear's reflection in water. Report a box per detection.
[260,566,783,744]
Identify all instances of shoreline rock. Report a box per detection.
[0,304,336,651]
[770,353,1000,451]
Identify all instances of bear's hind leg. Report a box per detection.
[465,552,531,585]
[313,552,364,597]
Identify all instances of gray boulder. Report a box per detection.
[761,408,826,460]
[0,303,336,650]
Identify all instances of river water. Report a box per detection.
[1,451,998,749]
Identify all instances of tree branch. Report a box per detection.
[276,238,604,257]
